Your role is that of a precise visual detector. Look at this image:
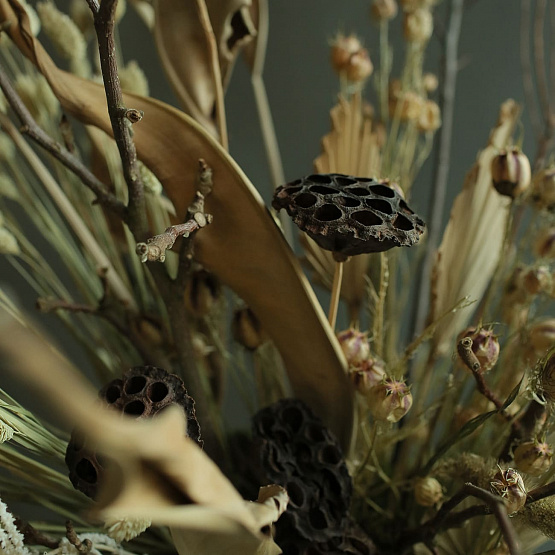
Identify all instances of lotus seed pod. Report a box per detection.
[490,467,527,515]
[491,148,532,198]
[403,8,433,43]
[414,476,443,507]
[184,269,221,317]
[534,227,555,259]
[370,0,398,21]
[337,327,370,365]
[531,166,555,211]
[417,100,441,132]
[456,327,500,372]
[422,72,438,92]
[367,377,412,422]
[522,265,552,296]
[514,441,553,476]
[232,307,267,350]
[350,356,386,395]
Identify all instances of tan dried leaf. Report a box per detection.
[0,0,353,445]
[429,99,519,354]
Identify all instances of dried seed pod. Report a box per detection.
[389,86,424,122]
[491,148,532,198]
[400,0,438,10]
[534,227,555,259]
[522,265,552,296]
[350,356,387,395]
[370,0,398,21]
[366,377,412,422]
[417,99,441,132]
[537,349,555,401]
[252,399,352,544]
[65,366,201,499]
[531,166,555,211]
[272,174,425,257]
[336,327,370,365]
[232,306,267,350]
[403,8,433,43]
[422,72,438,92]
[514,441,553,476]
[414,476,443,506]
[330,34,373,83]
[490,467,527,515]
[456,327,500,372]
[183,268,221,317]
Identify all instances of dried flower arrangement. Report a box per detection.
[1,1,555,554]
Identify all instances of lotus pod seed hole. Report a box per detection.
[294,193,317,208]
[334,176,358,187]
[309,508,328,530]
[394,214,415,231]
[352,210,383,227]
[366,198,394,215]
[148,381,169,403]
[307,424,326,442]
[370,184,396,198]
[309,185,337,195]
[323,470,342,496]
[285,185,302,194]
[124,375,147,394]
[287,481,305,507]
[347,187,372,197]
[307,174,333,184]
[321,444,342,465]
[123,400,146,415]
[315,204,342,221]
[339,196,361,207]
[76,458,97,483]
[104,385,121,404]
[282,406,303,432]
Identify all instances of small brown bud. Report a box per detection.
[414,476,443,506]
[490,467,527,515]
[403,9,433,43]
[514,441,553,476]
[232,307,267,350]
[330,34,373,83]
[350,356,386,395]
[337,327,370,365]
[531,166,555,211]
[417,100,441,132]
[522,265,552,296]
[367,377,412,422]
[184,269,220,317]
[534,227,555,259]
[370,0,398,21]
[422,72,438,92]
[491,148,532,198]
[456,327,500,372]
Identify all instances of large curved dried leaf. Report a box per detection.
[429,100,519,354]
[153,0,256,136]
[0,0,353,445]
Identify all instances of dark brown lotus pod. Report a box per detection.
[65,366,201,499]
[272,173,425,256]
[252,399,352,544]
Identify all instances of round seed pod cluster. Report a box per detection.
[272,174,425,257]
[65,366,201,499]
[253,399,365,551]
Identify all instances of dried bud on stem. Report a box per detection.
[370,0,398,22]
[414,476,443,506]
[491,148,532,198]
[330,33,373,83]
[403,9,433,43]
[350,356,386,395]
[337,327,370,365]
[514,441,553,476]
[367,377,412,422]
[456,327,500,372]
[490,467,527,515]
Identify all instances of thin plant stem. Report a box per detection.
[378,20,390,124]
[373,251,389,358]
[328,260,344,329]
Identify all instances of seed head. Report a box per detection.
[490,467,527,515]
[491,148,532,198]
[105,516,151,543]
[350,356,386,395]
[456,327,500,372]
[330,34,373,83]
[414,476,443,506]
[422,72,438,92]
[417,99,441,132]
[403,8,433,43]
[370,0,398,22]
[367,377,412,422]
[514,440,553,476]
[337,327,370,365]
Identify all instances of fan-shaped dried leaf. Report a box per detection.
[307,94,383,313]
[154,0,256,137]
[429,100,519,354]
[0,0,353,445]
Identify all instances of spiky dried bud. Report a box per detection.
[414,476,443,506]
[534,227,555,259]
[330,34,373,83]
[522,265,552,296]
[350,356,386,395]
[367,377,412,422]
[184,269,220,318]
[491,148,532,198]
[514,441,553,476]
[417,100,441,132]
[337,327,370,365]
[490,467,527,514]
[232,307,267,350]
[370,0,398,21]
[531,166,555,211]
[403,9,433,43]
[457,327,500,372]
[422,72,438,92]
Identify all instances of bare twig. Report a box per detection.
[412,0,464,337]
[0,61,125,217]
[88,0,148,239]
[14,518,59,549]
[66,521,92,554]
[526,480,555,504]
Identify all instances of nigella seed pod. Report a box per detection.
[417,100,441,133]
[534,227,555,259]
[232,307,267,350]
[370,0,398,22]
[414,476,443,507]
[531,166,555,211]
[350,356,386,395]
[184,269,220,317]
[337,327,370,365]
[491,148,532,198]
[330,34,373,83]
[367,377,412,422]
[514,441,553,476]
[403,8,433,43]
[490,467,527,515]
[456,327,500,372]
